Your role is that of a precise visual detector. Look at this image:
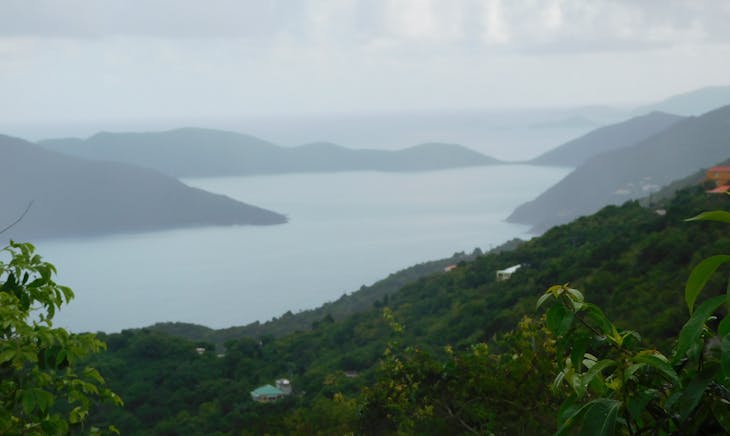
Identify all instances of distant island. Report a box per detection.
[39,128,503,178]
[0,134,286,240]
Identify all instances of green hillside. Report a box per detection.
[83,184,730,434]
[146,240,523,347]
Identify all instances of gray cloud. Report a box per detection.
[1,0,730,126]
[1,0,728,51]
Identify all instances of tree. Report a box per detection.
[360,310,562,434]
[0,241,122,434]
[537,207,730,435]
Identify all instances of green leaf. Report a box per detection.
[674,295,726,364]
[570,333,591,369]
[0,349,15,364]
[719,316,730,337]
[547,302,574,336]
[22,389,36,415]
[633,352,680,386]
[678,368,714,420]
[55,349,67,368]
[566,287,584,302]
[556,398,621,436]
[35,389,54,412]
[686,210,730,224]
[577,359,616,398]
[626,389,657,421]
[711,399,730,433]
[721,334,730,380]
[685,255,730,313]
[581,303,614,336]
[557,396,581,429]
[536,292,552,309]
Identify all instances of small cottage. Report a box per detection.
[496,264,521,281]
[250,384,286,403]
[250,379,293,403]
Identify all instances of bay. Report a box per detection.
[39,165,570,332]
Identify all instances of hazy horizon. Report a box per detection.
[3,1,730,129]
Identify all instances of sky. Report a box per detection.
[2,0,730,126]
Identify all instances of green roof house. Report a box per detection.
[250,379,292,403]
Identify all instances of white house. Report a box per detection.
[496,264,522,281]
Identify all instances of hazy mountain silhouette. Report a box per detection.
[633,85,730,116]
[39,127,502,177]
[0,134,286,240]
[509,104,730,233]
[529,111,684,167]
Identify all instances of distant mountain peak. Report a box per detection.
[634,85,730,116]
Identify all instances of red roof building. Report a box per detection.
[707,184,730,194]
[707,166,730,186]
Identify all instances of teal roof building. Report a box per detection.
[250,383,288,403]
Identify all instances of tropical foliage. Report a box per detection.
[0,242,121,434]
[536,205,730,434]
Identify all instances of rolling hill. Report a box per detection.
[39,128,502,177]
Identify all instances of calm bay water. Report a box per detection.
[39,165,569,332]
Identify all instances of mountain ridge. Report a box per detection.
[529,111,684,167]
[39,127,503,177]
[508,104,730,232]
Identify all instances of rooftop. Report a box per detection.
[707,185,730,194]
[251,384,284,396]
[498,264,522,274]
[708,166,730,172]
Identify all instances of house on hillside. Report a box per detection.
[250,379,292,403]
[706,166,730,189]
[708,185,730,194]
[496,264,521,281]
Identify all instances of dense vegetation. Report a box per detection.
[74,184,730,434]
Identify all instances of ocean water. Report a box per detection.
[38,165,570,332]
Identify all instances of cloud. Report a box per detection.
[1,0,728,52]
[1,0,730,124]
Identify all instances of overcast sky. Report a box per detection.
[2,0,730,124]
